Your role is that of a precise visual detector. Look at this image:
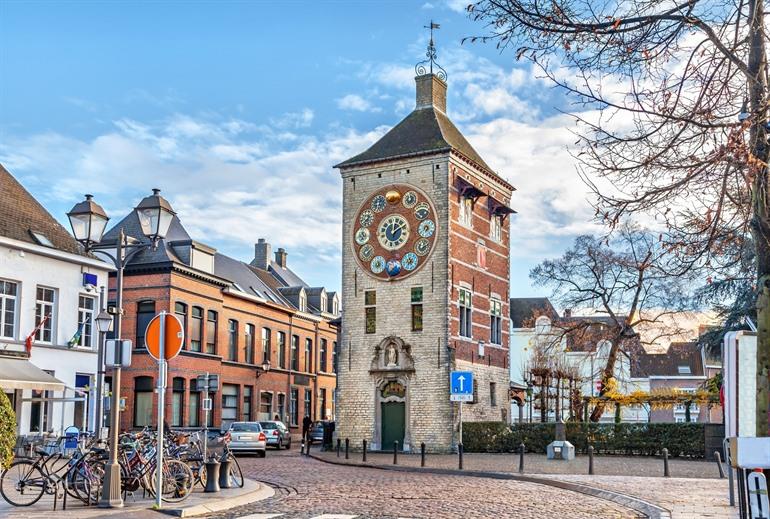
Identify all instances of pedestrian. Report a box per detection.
[302,414,312,446]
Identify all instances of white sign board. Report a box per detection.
[105,339,132,367]
[202,398,212,411]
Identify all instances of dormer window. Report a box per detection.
[299,292,307,312]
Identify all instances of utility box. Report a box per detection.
[547,421,575,461]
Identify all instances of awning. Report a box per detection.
[0,358,65,391]
[456,176,487,201]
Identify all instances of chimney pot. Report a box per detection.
[252,238,271,270]
[275,247,288,268]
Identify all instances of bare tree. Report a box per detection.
[530,225,692,420]
[466,0,769,434]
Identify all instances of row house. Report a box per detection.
[102,201,340,434]
[0,165,112,435]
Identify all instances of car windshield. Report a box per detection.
[260,422,277,429]
[230,423,261,432]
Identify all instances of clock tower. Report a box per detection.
[335,36,515,452]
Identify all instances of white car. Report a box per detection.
[227,422,267,457]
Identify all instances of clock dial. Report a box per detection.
[418,219,436,238]
[370,256,386,274]
[352,183,438,281]
[414,202,430,220]
[359,209,375,227]
[403,191,418,208]
[377,214,410,251]
[359,244,374,261]
[355,228,370,245]
[371,195,387,213]
[415,238,430,256]
[402,252,418,271]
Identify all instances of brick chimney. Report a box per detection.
[252,238,271,270]
[274,247,288,268]
[415,74,447,113]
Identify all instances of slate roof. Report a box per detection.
[630,341,705,378]
[335,107,494,175]
[509,298,559,328]
[269,260,308,288]
[0,164,86,256]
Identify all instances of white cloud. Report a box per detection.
[336,94,381,113]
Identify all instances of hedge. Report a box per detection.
[0,391,15,469]
[462,422,705,458]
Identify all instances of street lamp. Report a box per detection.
[256,359,271,378]
[93,309,114,439]
[67,189,175,508]
[95,310,113,334]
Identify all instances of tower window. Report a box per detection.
[411,287,423,332]
[490,299,502,345]
[459,196,473,227]
[365,290,376,334]
[490,382,497,407]
[459,288,472,338]
[490,214,503,242]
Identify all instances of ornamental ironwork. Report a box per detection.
[415,21,447,81]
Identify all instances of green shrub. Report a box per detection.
[463,421,705,457]
[0,391,16,469]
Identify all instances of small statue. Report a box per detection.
[386,343,398,367]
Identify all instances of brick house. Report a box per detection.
[102,207,339,435]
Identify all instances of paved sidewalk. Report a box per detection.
[0,477,273,518]
[317,448,722,478]
[311,448,738,518]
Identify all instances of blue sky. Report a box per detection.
[0,0,601,297]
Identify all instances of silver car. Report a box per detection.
[227,422,266,457]
[260,421,292,449]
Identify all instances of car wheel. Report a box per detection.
[257,450,266,458]
[277,439,283,450]
[286,439,291,449]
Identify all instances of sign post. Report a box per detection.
[145,311,184,510]
[450,371,473,449]
[196,373,219,462]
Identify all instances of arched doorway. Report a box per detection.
[380,380,406,450]
[370,336,415,451]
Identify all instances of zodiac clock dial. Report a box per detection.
[352,183,438,281]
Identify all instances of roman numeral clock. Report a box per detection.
[353,184,438,280]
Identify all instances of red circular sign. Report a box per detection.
[145,313,184,361]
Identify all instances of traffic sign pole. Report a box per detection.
[155,311,167,510]
[203,372,209,462]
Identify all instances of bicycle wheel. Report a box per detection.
[148,460,194,503]
[0,460,46,507]
[229,456,244,488]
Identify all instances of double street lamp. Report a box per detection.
[67,189,176,508]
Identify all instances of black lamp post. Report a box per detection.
[67,189,175,508]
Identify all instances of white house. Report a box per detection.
[0,165,112,436]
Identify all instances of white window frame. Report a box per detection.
[0,279,19,340]
[35,286,56,344]
[77,294,96,348]
[490,299,502,345]
[459,288,473,339]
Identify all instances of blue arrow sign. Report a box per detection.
[450,371,473,400]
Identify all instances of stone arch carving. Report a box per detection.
[370,335,415,373]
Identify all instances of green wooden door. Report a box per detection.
[381,402,405,450]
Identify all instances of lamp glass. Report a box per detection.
[137,207,159,238]
[261,360,271,372]
[88,213,109,243]
[68,213,91,243]
[95,311,114,333]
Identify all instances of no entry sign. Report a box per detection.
[145,312,184,361]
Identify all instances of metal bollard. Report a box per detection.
[421,442,426,467]
[336,438,341,458]
[458,443,464,470]
[714,451,725,479]
[393,441,398,465]
[662,447,670,477]
[218,458,232,489]
[345,438,350,460]
[363,439,367,462]
[518,442,525,474]
[204,460,221,493]
[587,445,595,475]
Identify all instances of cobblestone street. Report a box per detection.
[206,449,643,519]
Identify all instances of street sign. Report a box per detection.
[450,371,473,402]
[196,373,219,392]
[145,313,184,361]
[105,339,132,367]
[202,398,212,411]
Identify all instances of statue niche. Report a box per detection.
[370,336,415,373]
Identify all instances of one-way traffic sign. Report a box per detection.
[450,371,473,402]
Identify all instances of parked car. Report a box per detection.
[227,422,266,457]
[259,421,292,449]
[307,421,326,445]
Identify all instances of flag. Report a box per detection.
[67,322,86,348]
[431,22,440,29]
[25,315,50,354]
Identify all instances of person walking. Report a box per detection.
[302,414,312,447]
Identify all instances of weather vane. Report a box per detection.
[415,20,447,81]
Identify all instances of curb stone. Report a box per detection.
[308,452,671,519]
[158,479,275,517]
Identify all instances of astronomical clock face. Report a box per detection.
[352,184,438,281]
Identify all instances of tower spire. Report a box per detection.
[415,20,447,81]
